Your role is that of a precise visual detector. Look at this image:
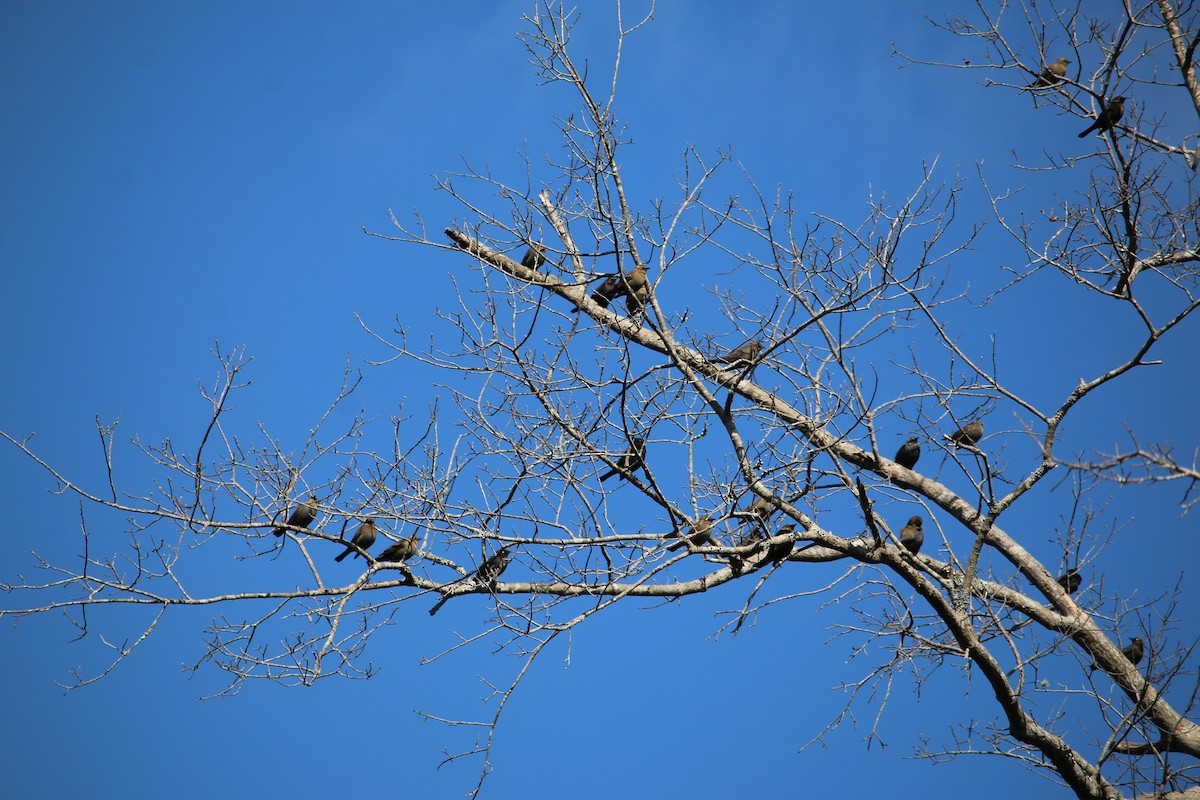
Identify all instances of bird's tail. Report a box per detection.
[599,469,618,482]
[334,547,352,562]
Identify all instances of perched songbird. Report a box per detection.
[1090,637,1145,672]
[765,523,797,566]
[334,518,378,562]
[376,535,419,563]
[667,515,716,551]
[898,516,924,555]
[429,547,512,616]
[521,242,546,270]
[600,437,647,482]
[272,495,318,537]
[625,282,650,316]
[716,340,762,366]
[1056,569,1083,594]
[894,437,921,469]
[948,420,985,447]
[740,494,776,526]
[1028,57,1070,88]
[590,265,648,309]
[1078,96,1126,138]
[728,526,765,573]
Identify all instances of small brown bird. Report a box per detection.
[376,534,419,563]
[1089,637,1145,672]
[600,437,647,482]
[667,515,716,551]
[1078,96,1126,138]
[272,495,318,537]
[1056,569,1082,594]
[728,526,764,572]
[740,494,776,526]
[625,282,650,316]
[894,437,921,469]
[1028,57,1070,88]
[520,242,546,269]
[898,516,924,555]
[334,518,378,562]
[429,547,512,616]
[590,265,647,308]
[948,421,984,447]
[716,340,762,366]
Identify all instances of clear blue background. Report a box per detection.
[3,2,1197,797]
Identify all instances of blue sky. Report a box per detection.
[3,2,1197,798]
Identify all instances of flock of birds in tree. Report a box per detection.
[263,60,1143,669]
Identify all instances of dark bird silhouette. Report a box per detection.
[1056,569,1083,594]
[667,515,716,551]
[898,516,924,555]
[1028,57,1070,88]
[272,495,318,537]
[728,527,764,572]
[520,242,546,270]
[1078,96,1126,138]
[590,265,648,309]
[429,547,512,616]
[716,340,762,366]
[895,437,921,469]
[334,518,378,562]
[1090,637,1145,672]
[948,420,985,447]
[600,437,647,482]
[765,523,797,565]
[376,534,419,563]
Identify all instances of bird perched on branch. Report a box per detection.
[600,437,647,482]
[625,282,650,316]
[376,534,419,563]
[429,547,512,616]
[898,516,924,555]
[716,340,762,367]
[948,420,984,447]
[1056,569,1082,594]
[590,264,648,308]
[894,437,921,469]
[1089,637,1145,672]
[765,523,797,566]
[272,495,318,537]
[1027,57,1070,89]
[739,494,776,526]
[334,518,378,562]
[1078,96,1126,138]
[520,242,546,270]
[667,515,716,551]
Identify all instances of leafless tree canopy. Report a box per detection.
[4,2,1200,797]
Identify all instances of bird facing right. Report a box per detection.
[334,518,378,562]
[948,421,984,447]
[1029,57,1070,88]
[1078,96,1126,138]
[272,495,318,537]
[667,515,716,551]
[376,535,419,563]
[716,340,762,366]
[1089,637,1145,672]
[600,436,647,482]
